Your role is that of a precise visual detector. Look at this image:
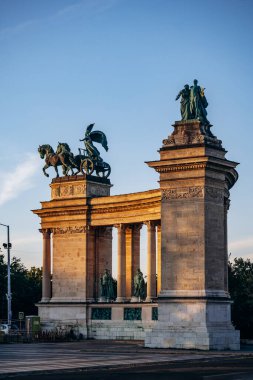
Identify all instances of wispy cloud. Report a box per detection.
[57,0,120,17]
[0,153,40,207]
[229,237,253,251]
[0,0,121,39]
[0,19,40,39]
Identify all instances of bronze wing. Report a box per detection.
[85,123,95,136]
[90,130,108,151]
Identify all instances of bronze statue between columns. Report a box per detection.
[99,269,117,302]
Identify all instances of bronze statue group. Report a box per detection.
[99,268,146,302]
[38,124,111,178]
[175,79,209,126]
[38,79,209,179]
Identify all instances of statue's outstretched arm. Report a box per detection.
[175,91,181,101]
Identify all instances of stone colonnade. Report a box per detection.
[40,221,161,303]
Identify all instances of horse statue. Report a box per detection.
[56,142,84,175]
[38,144,75,178]
[56,141,111,178]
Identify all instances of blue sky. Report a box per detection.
[0,0,252,271]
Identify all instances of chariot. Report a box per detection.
[78,148,111,178]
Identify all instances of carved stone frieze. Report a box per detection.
[162,186,204,200]
[162,186,227,202]
[51,183,86,199]
[51,181,110,200]
[52,226,88,235]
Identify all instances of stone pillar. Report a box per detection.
[85,226,96,302]
[116,224,126,302]
[40,229,51,302]
[126,224,142,299]
[156,223,162,295]
[145,120,240,350]
[96,226,113,300]
[145,221,157,301]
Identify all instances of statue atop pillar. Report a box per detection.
[165,80,223,148]
[38,123,111,179]
[175,79,209,126]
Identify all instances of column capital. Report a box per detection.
[125,223,143,233]
[144,221,156,231]
[39,228,51,238]
[114,223,126,232]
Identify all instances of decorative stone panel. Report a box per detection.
[124,308,142,320]
[91,308,112,320]
[152,307,158,321]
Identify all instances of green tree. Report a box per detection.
[228,257,253,339]
[0,254,42,321]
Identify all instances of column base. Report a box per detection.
[145,297,155,303]
[37,302,88,338]
[41,297,51,303]
[98,297,113,303]
[116,297,127,302]
[131,296,141,302]
[145,298,240,350]
[145,326,240,350]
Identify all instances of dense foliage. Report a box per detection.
[0,254,42,321]
[228,257,253,339]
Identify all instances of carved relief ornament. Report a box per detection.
[162,186,204,200]
[52,226,90,235]
[162,186,226,202]
[52,184,86,199]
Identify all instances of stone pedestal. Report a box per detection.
[50,174,111,199]
[145,120,240,350]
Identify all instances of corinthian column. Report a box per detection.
[125,224,142,299]
[115,224,126,302]
[40,229,51,302]
[157,223,161,295]
[145,221,156,302]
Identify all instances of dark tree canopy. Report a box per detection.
[228,257,253,339]
[0,254,42,321]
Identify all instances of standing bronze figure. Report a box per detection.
[190,79,209,125]
[133,269,145,300]
[176,79,210,126]
[79,123,111,178]
[175,84,192,120]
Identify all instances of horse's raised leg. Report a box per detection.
[69,166,75,176]
[54,165,59,177]
[43,164,50,177]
